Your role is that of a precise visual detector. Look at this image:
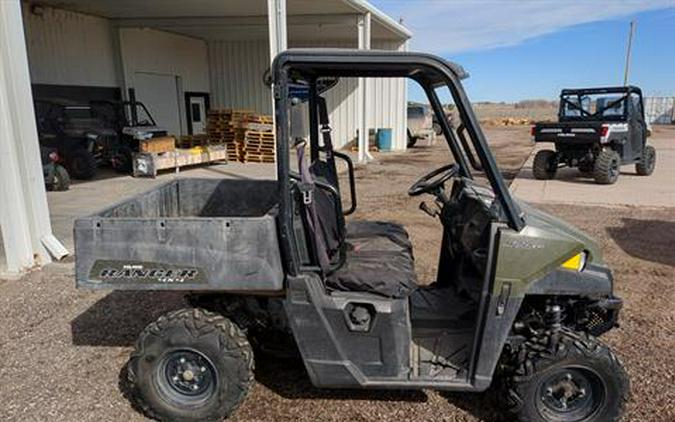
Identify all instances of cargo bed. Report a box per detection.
[533,121,603,144]
[74,178,284,292]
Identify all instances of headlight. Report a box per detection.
[561,251,588,272]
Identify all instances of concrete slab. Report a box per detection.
[510,126,675,208]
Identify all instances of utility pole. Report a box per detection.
[623,20,635,86]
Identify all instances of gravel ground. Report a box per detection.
[1,126,673,421]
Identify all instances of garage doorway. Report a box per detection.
[185,92,210,135]
[134,72,182,136]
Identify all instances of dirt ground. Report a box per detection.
[1,126,673,421]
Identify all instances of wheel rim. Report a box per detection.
[647,150,655,172]
[610,159,619,179]
[536,367,605,421]
[155,349,218,405]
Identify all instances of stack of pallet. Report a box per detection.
[207,109,249,162]
[242,129,275,163]
[207,109,275,163]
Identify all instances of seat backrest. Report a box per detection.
[309,160,345,264]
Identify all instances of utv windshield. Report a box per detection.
[122,102,156,127]
[560,92,629,122]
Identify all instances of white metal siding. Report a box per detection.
[644,96,674,124]
[208,40,272,114]
[206,37,408,150]
[368,39,408,150]
[21,4,118,87]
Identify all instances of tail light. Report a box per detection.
[530,126,536,136]
[48,151,59,162]
[599,125,609,137]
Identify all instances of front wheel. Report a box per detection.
[501,329,629,422]
[635,145,656,176]
[51,165,70,191]
[407,129,418,148]
[128,308,254,422]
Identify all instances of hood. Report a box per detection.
[518,200,604,265]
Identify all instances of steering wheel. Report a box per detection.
[408,163,459,197]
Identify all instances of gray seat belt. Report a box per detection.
[295,139,331,272]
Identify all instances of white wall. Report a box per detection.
[207,37,408,150]
[119,28,210,135]
[367,40,408,151]
[208,40,272,114]
[22,4,118,87]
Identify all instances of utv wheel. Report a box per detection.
[502,329,629,422]
[52,165,71,191]
[407,129,418,148]
[593,149,621,184]
[112,146,134,174]
[67,149,97,180]
[635,145,656,176]
[532,149,558,180]
[128,308,254,422]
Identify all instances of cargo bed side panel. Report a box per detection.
[75,215,284,292]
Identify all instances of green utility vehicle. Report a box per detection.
[75,50,629,422]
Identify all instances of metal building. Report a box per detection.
[0,0,411,276]
[644,96,675,124]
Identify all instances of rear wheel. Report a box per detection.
[593,149,621,184]
[635,145,656,176]
[128,308,254,422]
[66,149,97,180]
[501,328,629,422]
[533,149,558,180]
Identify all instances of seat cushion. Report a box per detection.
[346,221,413,256]
[326,221,417,298]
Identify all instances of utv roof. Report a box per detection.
[273,49,470,84]
[560,86,642,95]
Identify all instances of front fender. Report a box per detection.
[527,263,613,297]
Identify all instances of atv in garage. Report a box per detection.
[75,50,629,422]
[532,86,654,184]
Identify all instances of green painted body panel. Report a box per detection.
[492,200,603,296]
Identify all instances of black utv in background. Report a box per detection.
[35,100,120,180]
[532,86,655,184]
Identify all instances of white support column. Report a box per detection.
[0,0,68,276]
[267,0,287,175]
[267,0,288,63]
[357,12,372,163]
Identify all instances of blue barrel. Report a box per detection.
[377,128,393,151]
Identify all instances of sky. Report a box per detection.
[369,0,675,102]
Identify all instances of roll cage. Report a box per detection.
[559,86,644,122]
[272,49,525,274]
